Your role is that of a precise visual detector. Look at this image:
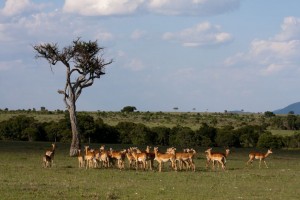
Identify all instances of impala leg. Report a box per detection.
[206,159,210,169]
[190,160,195,172]
[264,160,268,168]
[179,160,183,170]
[246,159,251,166]
[159,162,162,172]
[173,161,176,171]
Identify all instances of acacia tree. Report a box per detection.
[33,38,112,156]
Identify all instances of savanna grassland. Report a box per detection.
[0,110,296,133]
[0,141,299,200]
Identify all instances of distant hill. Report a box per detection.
[273,102,300,114]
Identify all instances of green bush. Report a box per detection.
[215,127,240,147]
[257,132,283,149]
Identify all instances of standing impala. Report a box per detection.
[45,143,56,166]
[205,148,226,170]
[206,148,230,169]
[154,147,177,172]
[247,149,273,168]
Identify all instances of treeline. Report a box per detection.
[0,113,300,149]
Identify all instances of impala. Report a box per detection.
[84,146,95,169]
[45,143,56,166]
[126,149,136,169]
[42,153,52,168]
[206,148,230,169]
[77,149,85,168]
[154,147,177,172]
[169,148,196,171]
[247,149,273,168]
[145,146,155,170]
[109,148,127,170]
[131,149,148,171]
[205,148,226,170]
[97,146,110,168]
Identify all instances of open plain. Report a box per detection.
[0,141,299,200]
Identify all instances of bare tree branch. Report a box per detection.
[33,38,113,156]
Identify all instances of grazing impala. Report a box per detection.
[205,148,226,170]
[206,148,230,169]
[247,149,273,168]
[154,147,177,172]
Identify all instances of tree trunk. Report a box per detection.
[69,103,80,157]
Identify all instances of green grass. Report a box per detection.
[0,111,270,132]
[0,141,299,199]
[269,129,297,136]
[0,112,64,123]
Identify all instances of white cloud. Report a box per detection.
[162,22,233,47]
[225,16,300,76]
[275,16,300,41]
[63,0,144,16]
[260,64,285,76]
[62,0,239,16]
[147,0,239,16]
[0,0,45,17]
[0,8,115,45]
[1,0,31,16]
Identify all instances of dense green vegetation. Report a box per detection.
[0,141,299,199]
[1,110,300,149]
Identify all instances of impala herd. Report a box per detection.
[42,143,273,171]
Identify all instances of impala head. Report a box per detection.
[84,146,89,150]
[205,148,212,153]
[154,147,159,152]
[190,148,196,154]
[268,149,273,154]
[46,151,53,157]
[100,145,105,150]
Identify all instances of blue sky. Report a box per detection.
[1,0,300,113]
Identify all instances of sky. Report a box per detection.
[1,0,300,113]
